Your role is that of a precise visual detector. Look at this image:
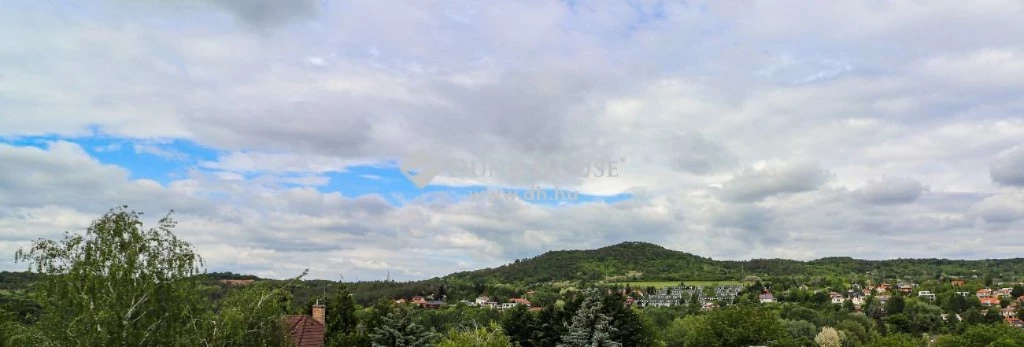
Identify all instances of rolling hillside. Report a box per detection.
[444,241,1024,284]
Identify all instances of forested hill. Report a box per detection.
[445,241,734,283]
[444,241,1024,284]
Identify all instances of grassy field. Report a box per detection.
[607,280,750,288]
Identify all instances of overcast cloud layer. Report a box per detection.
[3,0,1024,280]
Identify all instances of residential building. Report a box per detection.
[283,301,326,347]
[952,279,966,287]
[1001,305,1018,318]
[759,291,775,304]
[1006,318,1024,329]
[978,289,994,298]
[475,296,491,306]
[981,297,1001,307]
[830,292,845,305]
[918,291,936,301]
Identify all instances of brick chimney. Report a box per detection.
[312,299,326,325]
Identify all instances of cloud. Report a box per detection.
[968,194,1024,224]
[4,0,1024,278]
[719,161,833,202]
[852,177,926,204]
[990,145,1024,186]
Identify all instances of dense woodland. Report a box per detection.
[2,207,1024,346]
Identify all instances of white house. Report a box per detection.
[918,291,936,301]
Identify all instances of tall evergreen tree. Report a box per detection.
[559,288,620,347]
[368,305,434,347]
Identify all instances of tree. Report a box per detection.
[501,304,537,346]
[12,207,209,345]
[870,333,926,347]
[782,319,817,342]
[5,206,293,347]
[368,304,435,347]
[1011,284,1024,298]
[559,288,620,347]
[323,286,363,345]
[885,295,906,315]
[814,327,844,347]
[437,321,513,347]
[683,305,786,347]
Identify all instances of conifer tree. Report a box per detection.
[559,288,620,347]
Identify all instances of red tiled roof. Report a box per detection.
[981,297,1001,305]
[283,315,325,347]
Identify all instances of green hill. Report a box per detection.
[444,241,1024,284]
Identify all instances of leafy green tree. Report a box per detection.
[934,324,1024,347]
[815,327,845,347]
[501,304,537,346]
[559,288,619,347]
[782,319,817,341]
[11,207,209,346]
[197,280,294,347]
[368,304,434,347]
[437,321,513,347]
[1011,284,1024,298]
[885,295,906,315]
[867,333,925,347]
[683,305,786,347]
[660,318,689,347]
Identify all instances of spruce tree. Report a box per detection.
[559,288,621,347]
[369,305,434,347]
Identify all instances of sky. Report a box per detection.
[2,0,1024,281]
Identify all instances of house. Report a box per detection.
[419,300,445,310]
[830,292,845,305]
[897,284,914,294]
[1001,305,1018,318]
[956,291,972,297]
[475,296,491,306]
[283,300,326,347]
[996,288,1014,299]
[1006,317,1024,329]
[876,284,891,294]
[918,291,936,301]
[411,296,427,304]
[978,289,994,298]
[851,296,866,308]
[759,291,775,304]
[511,298,532,307]
[951,279,966,287]
[980,297,1001,307]
[394,298,407,304]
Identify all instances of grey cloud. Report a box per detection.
[990,145,1024,186]
[968,194,1024,224]
[852,177,926,204]
[720,161,833,202]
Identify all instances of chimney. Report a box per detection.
[312,299,326,325]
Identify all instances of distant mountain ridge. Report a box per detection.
[444,241,1024,284]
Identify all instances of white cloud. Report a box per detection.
[4,0,1024,278]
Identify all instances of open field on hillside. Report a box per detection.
[608,280,750,288]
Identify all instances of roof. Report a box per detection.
[283,315,325,347]
[759,293,774,299]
